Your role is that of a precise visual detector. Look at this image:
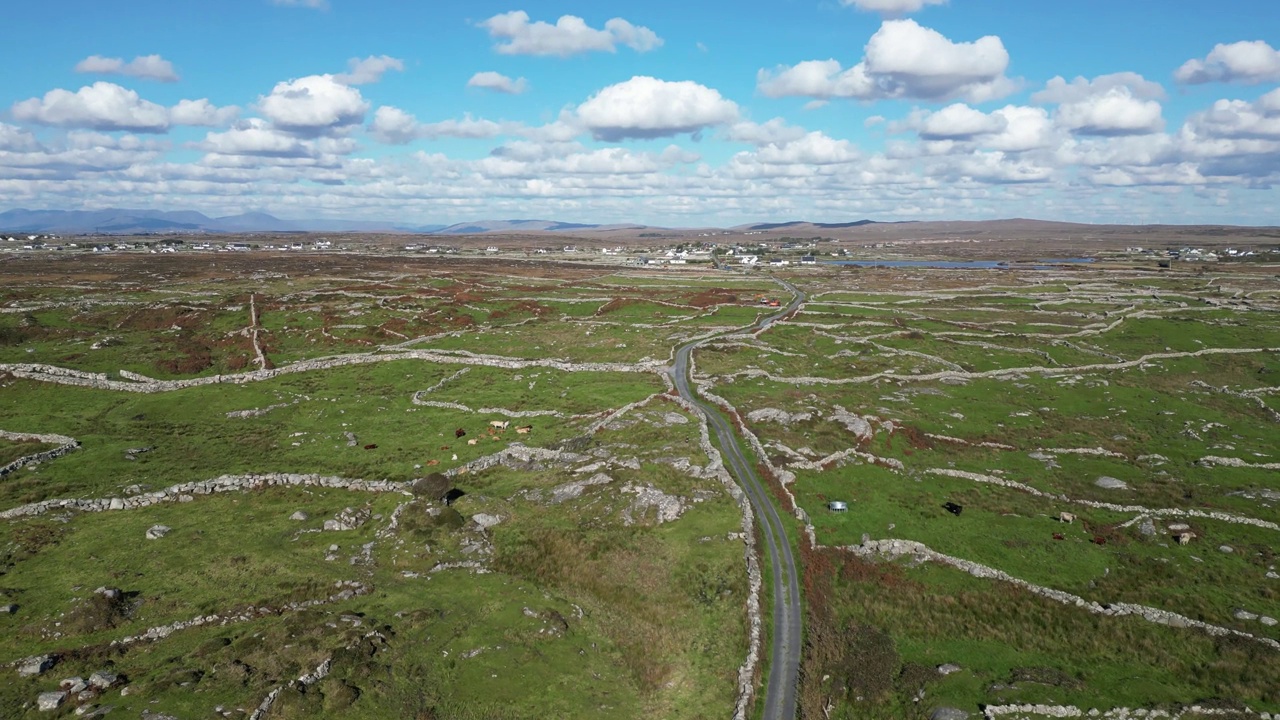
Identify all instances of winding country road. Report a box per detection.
[670,276,804,720]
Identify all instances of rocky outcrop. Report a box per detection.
[447,443,589,477]
[548,473,614,504]
[745,408,813,426]
[620,483,688,525]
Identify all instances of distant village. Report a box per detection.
[2,232,1277,268]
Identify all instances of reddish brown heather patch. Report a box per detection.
[155,338,214,375]
[883,423,934,452]
[686,289,738,307]
[118,306,206,332]
[595,297,641,315]
[451,290,485,303]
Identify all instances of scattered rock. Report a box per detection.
[290,511,309,521]
[0,603,16,614]
[94,586,121,600]
[1094,476,1128,490]
[145,525,171,540]
[930,708,970,720]
[1262,616,1278,627]
[18,655,56,677]
[745,408,812,426]
[936,663,962,675]
[1168,523,1191,532]
[324,507,370,532]
[1138,519,1156,536]
[548,473,614,504]
[1219,545,1234,553]
[472,513,503,530]
[37,691,66,712]
[87,671,118,689]
[620,484,688,525]
[1234,608,1260,621]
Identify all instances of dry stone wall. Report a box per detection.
[0,429,79,478]
[1,350,665,394]
[0,473,409,520]
[846,538,1280,651]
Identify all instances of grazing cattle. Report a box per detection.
[467,438,479,446]
[1052,533,1064,541]
[439,445,450,451]
[1058,512,1076,524]
[1092,536,1107,545]
[515,425,532,434]
[426,459,439,466]
[489,420,509,430]
[942,502,963,516]
[455,428,466,439]
[1176,531,1196,546]
[363,444,377,450]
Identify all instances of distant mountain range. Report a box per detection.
[0,208,447,235]
[0,208,899,236]
[8,209,1271,241]
[0,208,680,235]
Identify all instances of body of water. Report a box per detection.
[824,258,1093,269]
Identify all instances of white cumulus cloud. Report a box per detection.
[479,11,662,57]
[258,75,369,135]
[1054,87,1164,136]
[369,107,512,144]
[1185,88,1280,140]
[1175,40,1280,85]
[199,119,310,157]
[726,118,808,146]
[467,71,529,94]
[758,20,1014,103]
[12,82,171,133]
[1032,72,1166,104]
[74,54,180,82]
[917,103,1004,139]
[334,56,404,85]
[170,98,240,127]
[1033,75,1165,137]
[576,76,739,141]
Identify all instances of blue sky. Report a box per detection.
[3,0,1279,226]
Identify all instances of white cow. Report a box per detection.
[489,420,509,430]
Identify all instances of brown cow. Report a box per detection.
[455,428,466,438]
[363,444,377,450]
[516,425,532,434]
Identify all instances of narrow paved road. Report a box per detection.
[670,277,804,720]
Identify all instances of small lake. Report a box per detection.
[824,258,1094,269]
[825,260,1004,269]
